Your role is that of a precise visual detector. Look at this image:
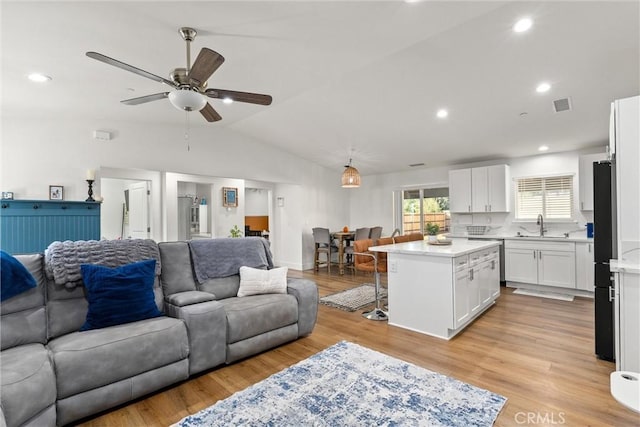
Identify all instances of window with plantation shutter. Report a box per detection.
[515,175,573,220]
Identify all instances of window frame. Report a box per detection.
[513,174,575,222]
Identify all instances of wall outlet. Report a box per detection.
[389,260,398,273]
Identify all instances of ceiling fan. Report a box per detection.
[86,27,272,122]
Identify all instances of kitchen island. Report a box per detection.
[370,238,501,340]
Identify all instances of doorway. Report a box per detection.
[177,181,213,239]
[100,178,150,239]
[245,187,271,238]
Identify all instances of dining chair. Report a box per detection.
[312,227,338,272]
[344,227,370,265]
[393,232,424,243]
[353,238,388,321]
[369,226,383,240]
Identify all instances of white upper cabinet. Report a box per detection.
[471,167,489,212]
[450,164,510,213]
[449,168,472,213]
[578,152,607,211]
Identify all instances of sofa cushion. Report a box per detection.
[220,294,298,344]
[199,275,240,300]
[80,259,162,331]
[238,266,288,297]
[0,343,56,427]
[1,250,37,302]
[48,316,189,399]
[158,241,198,295]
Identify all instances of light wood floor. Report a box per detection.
[79,269,639,427]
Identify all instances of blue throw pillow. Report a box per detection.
[80,259,162,331]
[1,250,37,302]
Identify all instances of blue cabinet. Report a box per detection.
[0,200,100,254]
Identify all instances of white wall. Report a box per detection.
[245,188,269,216]
[349,146,608,240]
[5,115,603,269]
[1,117,349,270]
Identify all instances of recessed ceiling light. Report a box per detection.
[222,97,233,104]
[513,18,533,33]
[436,109,448,118]
[536,82,551,93]
[538,145,549,152]
[27,73,52,83]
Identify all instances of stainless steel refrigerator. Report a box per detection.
[593,160,616,361]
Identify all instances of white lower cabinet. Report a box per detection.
[481,248,501,303]
[453,249,498,330]
[575,242,594,291]
[505,240,576,288]
[454,268,470,328]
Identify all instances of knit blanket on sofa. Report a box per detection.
[189,237,274,283]
[45,239,161,288]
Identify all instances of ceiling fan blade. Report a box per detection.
[121,93,169,105]
[189,48,225,87]
[86,52,176,88]
[200,102,222,122]
[205,88,272,105]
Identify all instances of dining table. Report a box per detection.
[331,231,355,274]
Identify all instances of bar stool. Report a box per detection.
[353,238,389,321]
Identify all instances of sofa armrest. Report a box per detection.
[286,278,318,337]
[164,299,226,375]
[165,291,216,307]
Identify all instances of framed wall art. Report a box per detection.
[222,187,238,207]
[49,185,64,200]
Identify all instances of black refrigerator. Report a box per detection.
[593,160,616,361]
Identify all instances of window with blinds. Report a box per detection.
[515,175,573,220]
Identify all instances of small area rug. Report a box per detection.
[513,288,574,301]
[319,284,386,311]
[175,341,507,427]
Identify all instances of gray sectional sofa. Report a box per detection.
[0,238,318,427]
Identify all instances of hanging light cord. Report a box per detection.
[184,111,190,151]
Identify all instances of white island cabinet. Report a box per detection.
[370,239,501,340]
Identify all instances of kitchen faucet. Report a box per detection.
[536,214,546,237]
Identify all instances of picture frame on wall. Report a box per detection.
[222,187,238,207]
[49,185,64,200]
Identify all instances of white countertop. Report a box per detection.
[369,238,500,258]
[449,233,593,243]
[611,259,640,275]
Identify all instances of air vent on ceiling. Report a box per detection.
[553,97,572,113]
[409,163,425,167]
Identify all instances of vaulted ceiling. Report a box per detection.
[2,1,638,175]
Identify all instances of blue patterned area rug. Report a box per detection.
[175,341,507,427]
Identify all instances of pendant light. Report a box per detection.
[341,158,361,188]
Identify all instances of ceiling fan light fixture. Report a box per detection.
[341,159,361,188]
[223,97,234,104]
[168,89,206,112]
